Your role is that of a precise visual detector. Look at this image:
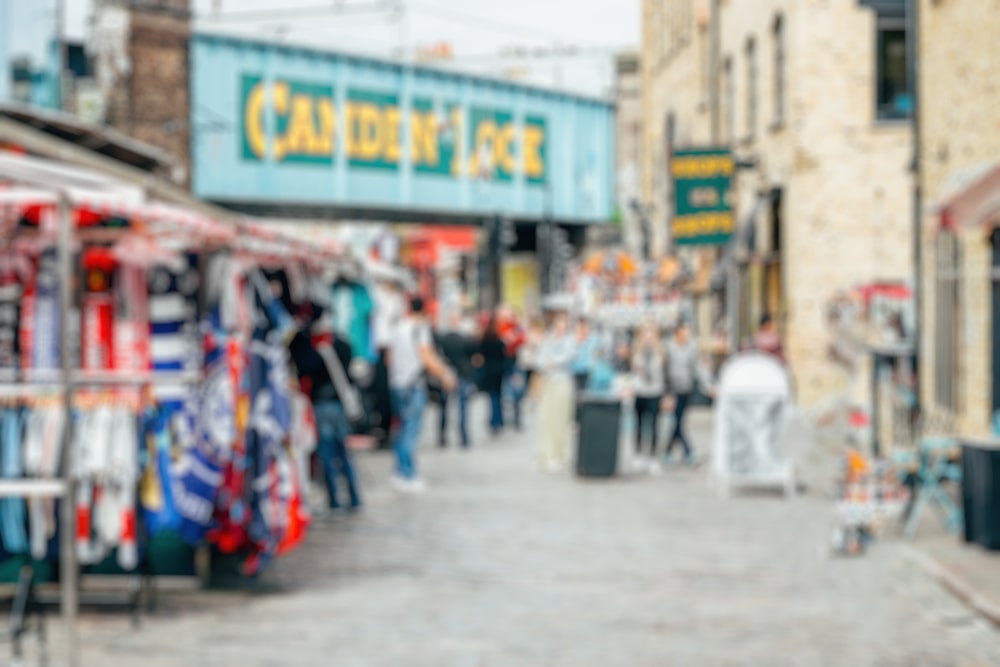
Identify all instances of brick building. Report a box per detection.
[919,0,1000,436]
[641,0,915,406]
[93,0,191,185]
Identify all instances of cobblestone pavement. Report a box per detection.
[29,406,1000,666]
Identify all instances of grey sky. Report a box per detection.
[7,0,639,98]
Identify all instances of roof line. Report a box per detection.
[0,101,177,169]
[192,30,615,108]
[0,116,238,223]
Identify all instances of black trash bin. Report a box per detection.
[962,440,1000,550]
[576,394,621,478]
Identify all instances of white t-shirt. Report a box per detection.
[389,316,432,389]
[373,285,403,349]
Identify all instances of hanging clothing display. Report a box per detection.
[0,172,382,584]
[332,279,374,361]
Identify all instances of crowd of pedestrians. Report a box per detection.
[288,285,786,507]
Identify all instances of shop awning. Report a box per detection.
[937,162,1000,231]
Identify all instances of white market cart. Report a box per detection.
[711,352,796,498]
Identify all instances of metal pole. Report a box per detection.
[54,0,65,111]
[57,193,79,667]
[907,0,922,415]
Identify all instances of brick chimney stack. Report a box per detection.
[94,0,192,186]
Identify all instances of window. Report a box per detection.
[935,231,960,411]
[876,16,912,120]
[773,15,785,125]
[745,38,757,140]
[723,56,734,144]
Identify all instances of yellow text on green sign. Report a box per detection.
[240,75,547,182]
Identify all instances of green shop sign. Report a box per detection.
[671,148,734,246]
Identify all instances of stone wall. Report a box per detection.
[642,0,914,407]
[918,0,1000,433]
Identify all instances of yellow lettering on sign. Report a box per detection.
[470,120,498,176]
[496,124,516,174]
[347,102,382,161]
[383,107,401,163]
[270,82,290,160]
[411,110,439,167]
[671,156,734,179]
[317,98,335,155]
[523,124,545,180]
[244,82,268,159]
[282,95,321,156]
[672,213,734,237]
[450,108,464,176]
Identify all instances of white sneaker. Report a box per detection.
[392,475,428,494]
[546,461,563,474]
[647,460,663,476]
[632,455,648,474]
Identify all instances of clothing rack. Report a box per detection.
[0,158,218,666]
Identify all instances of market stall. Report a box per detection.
[0,151,360,665]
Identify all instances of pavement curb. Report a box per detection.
[902,545,1000,629]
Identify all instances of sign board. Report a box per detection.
[711,353,795,497]
[671,148,734,246]
[191,34,614,224]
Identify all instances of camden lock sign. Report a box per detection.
[240,75,547,183]
[671,148,734,246]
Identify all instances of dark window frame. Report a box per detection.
[875,14,912,121]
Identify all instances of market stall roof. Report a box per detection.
[0,102,175,176]
[0,109,238,224]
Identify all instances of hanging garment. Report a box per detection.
[242,282,294,574]
[139,406,181,538]
[289,391,317,503]
[22,403,65,560]
[81,249,116,373]
[113,264,150,374]
[106,406,139,570]
[148,258,201,416]
[0,252,24,379]
[72,409,100,564]
[0,408,28,554]
[31,250,60,373]
[350,282,375,361]
[170,309,232,545]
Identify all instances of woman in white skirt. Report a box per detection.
[536,311,577,472]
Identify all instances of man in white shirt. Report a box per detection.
[388,298,456,492]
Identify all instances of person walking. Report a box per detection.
[518,317,545,404]
[388,297,456,492]
[536,310,577,472]
[664,321,712,466]
[435,310,477,449]
[479,317,509,437]
[496,305,528,430]
[288,309,362,512]
[631,323,667,474]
